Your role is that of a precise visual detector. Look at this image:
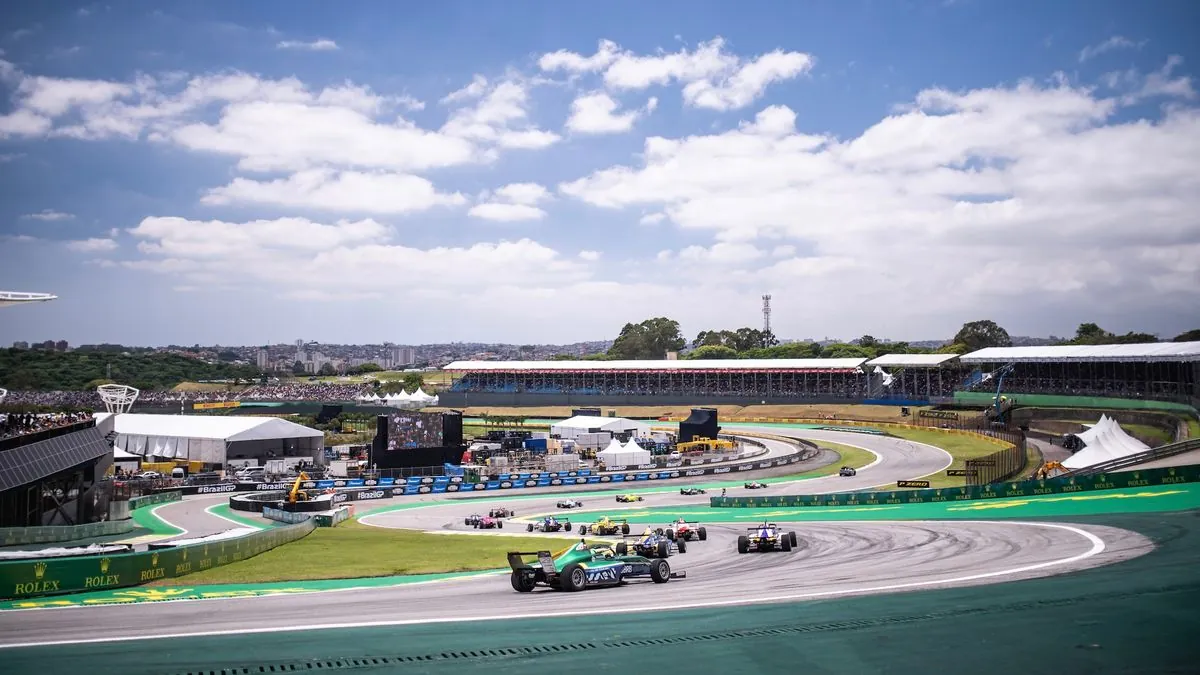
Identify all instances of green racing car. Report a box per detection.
[507,540,685,592]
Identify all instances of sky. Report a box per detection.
[0,0,1197,348]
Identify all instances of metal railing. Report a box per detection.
[1064,438,1200,477]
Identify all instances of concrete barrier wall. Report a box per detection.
[0,520,135,548]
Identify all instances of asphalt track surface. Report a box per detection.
[0,428,1155,649]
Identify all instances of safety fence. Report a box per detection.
[128,490,181,510]
[965,443,1028,486]
[710,463,1200,509]
[0,519,316,600]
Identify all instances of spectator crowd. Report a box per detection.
[0,411,93,441]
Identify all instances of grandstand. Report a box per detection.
[0,291,57,308]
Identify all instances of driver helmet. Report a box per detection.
[643,526,653,536]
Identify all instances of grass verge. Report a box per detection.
[884,428,1007,489]
[151,521,583,585]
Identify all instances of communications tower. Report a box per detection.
[762,294,772,334]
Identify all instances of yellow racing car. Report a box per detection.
[615,494,645,503]
[579,516,631,536]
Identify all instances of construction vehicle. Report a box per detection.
[675,436,736,457]
[1034,461,1069,480]
[288,471,311,504]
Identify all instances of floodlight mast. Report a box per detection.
[0,388,7,404]
[97,384,140,413]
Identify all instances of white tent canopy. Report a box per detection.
[597,437,652,468]
[550,415,650,440]
[101,413,322,464]
[1061,415,1151,470]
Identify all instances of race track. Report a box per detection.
[0,428,1156,649]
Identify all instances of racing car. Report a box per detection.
[838,466,857,477]
[658,517,707,542]
[489,507,515,518]
[615,494,644,503]
[616,527,685,558]
[556,498,584,509]
[737,522,799,553]
[744,481,768,489]
[508,540,684,592]
[679,487,707,496]
[579,516,630,536]
[474,515,503,529]
[526,516,572,533]
[464,514,485,527]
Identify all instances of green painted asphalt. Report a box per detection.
[6,510,1197,675]
[516,483,1200,524]
[130,503,183,536]
[206,503,273,529]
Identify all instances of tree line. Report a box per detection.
[0,349,262,391]
[567,317,1200,361]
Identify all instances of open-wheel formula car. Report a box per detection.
[658,517,707,542]
[489,507,515,518]
[838,466,857,477]
[474,515,503,529]
[616,527,685,558]
[737,522,798,553]
[744,481,767,489]
[615,494,644,503]
[464,514,485,527]
[556,498,584,509]
[579,516,630,536]
[679,487,707,496]
[526,516,571,533]
[508,541,684,592]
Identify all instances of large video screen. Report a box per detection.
[386,412,444,451]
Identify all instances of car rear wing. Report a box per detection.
[745,523,779,531]
[507,550,556,574]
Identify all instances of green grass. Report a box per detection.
[1188,419,1200,440]
[884,428,1009,489]
[812,440,875,474]
[1121,423,1174,447]
[151,521,582,585]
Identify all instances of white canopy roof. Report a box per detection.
[597,437,652,466]
[1062,415,1151,469]
[444,358,867,371]
[113,447,142,460]
[865,353,961,368]
[0,291,58,308]
[962,341,1200,363]
[551,416,650,433]
[105,413,322,443]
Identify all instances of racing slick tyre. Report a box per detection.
[579,525,587,535]
[527,524,534,532]
[621,524,631,535]
[677,539,687,554]
[561,563,586,592]
[789,531,798,547]
[563,522,571,531]
[474,523,480,529]
[511,571,536,593]
[656,541,670,558]
[650,559,671,583]
[616,542,628,555]
[498,521,503,528]
[656,528,664,536]
[737,535,750,554]
[665,529,674,540]
[464,519,470,526]
[698,527,707,541]
[781,536,792,552]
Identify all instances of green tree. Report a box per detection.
[607,317,686,359]
[1173,329,1200,342]
[318,363,336,376]
[858,335,878,348]
[687,345,739,359]
[402,373,425,392]
[354,363,383,374]
[292,360,306,375]
[938,342,969,354]
[952,320,1012,352]
[820,343,872,359]
[217,350,239,362]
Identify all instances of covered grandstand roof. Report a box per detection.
[444,358,867,371]
[103,413,322,442]
[961,341,1200,363]
[0,291,57,308]
[865,353,960,368]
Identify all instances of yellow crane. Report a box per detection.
[288,471,311,504]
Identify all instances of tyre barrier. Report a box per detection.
[711,463,1200,508]
[0,519,315,600]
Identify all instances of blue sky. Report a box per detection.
[1,0,1197,347]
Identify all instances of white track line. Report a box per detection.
[203,504,265,531]
[148,503,187,538]
[0,521,1105,648]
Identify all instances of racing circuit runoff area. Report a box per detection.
[1,425,1198,675]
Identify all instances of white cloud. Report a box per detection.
[125,216,587,294]
[541,37,812,110]
[22,209,75,221]
[1105,55,1196,105]
[440,78,561,150]
[639,212,666,225]
[565,92,656,134]
[469,182,550,222]
[1079,36,1142,62]
[66,237,117,252]
[276,39,339,51]
[440,75,489,104]
[201,169,467,214]
[558,76,1200,325]
[578,250,602,261]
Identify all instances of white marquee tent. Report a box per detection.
[1061,415,1151,470]
[550,415,650,441]
[596,437,652,468]
[101,413,323,465]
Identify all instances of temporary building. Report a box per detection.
[1061,415,1151,470]
[105,413,324,466]
[596,437,653,469]
[550,415,651,441]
